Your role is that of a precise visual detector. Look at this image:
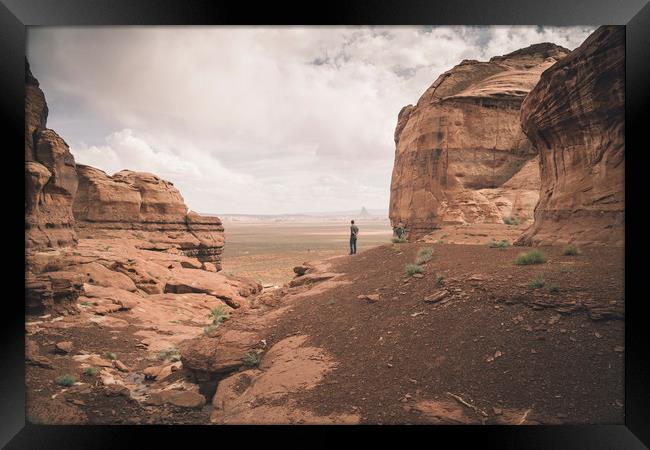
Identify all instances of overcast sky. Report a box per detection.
[27,26,595,215]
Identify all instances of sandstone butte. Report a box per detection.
[515,26,624,246]
[24,58,259,315]
[389,42,572,240]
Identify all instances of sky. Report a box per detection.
[27,26,595,215]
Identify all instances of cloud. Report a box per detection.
[26,26,596,214]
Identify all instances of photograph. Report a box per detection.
[21,22,630,428]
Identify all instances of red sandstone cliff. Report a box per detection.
[516,26,624,246]
[389,44,571,239]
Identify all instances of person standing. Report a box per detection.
[349,220,359,255]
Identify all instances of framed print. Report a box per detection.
[2,0,649,448]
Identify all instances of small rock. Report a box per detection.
[358,294,380,303]
[424,290,449,303]
[113,360,131,372]
[412,273,424,279]
[613,346,624,353]
[55,341,73,354]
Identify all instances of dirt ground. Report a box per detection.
[257,242,624,424]
[25,228,624,425]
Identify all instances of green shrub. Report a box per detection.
[56,374,76,387]
[529,274,545,289]
[391,237,406,244]
[405,264,423,277]
[435,239,444,244]
[435,276,445,287]
[83,367,99,377]
[563,245,580,256]
[504,216,521,225]
[488,239,510,249]
[415,247,434,265]
[208,306,229,325]
[515,249,548,265]
[242,351,261,368]
[157,348,181,362]
[105,352,116,360]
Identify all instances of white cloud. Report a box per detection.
[27,26,596,214]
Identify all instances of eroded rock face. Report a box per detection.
[25,59,79,250]
[73,165,226,269]
[389,44,570,239]
[516,26,624,246]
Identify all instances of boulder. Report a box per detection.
[516,26,624,246]
[55,341,73,354]
[146,390,206,409]
[179,329,261,374]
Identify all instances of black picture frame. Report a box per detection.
[2,0,649,448]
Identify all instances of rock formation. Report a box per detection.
[25,60,249,315]
[25,59,79,249]
[389,44,571,239]
[74,165,225,268]
[516,26,624,246]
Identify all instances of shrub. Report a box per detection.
[503,216,521,225]
[242,351,261,368]
[83,367,99,376]
[208,306,229,326]
[488,239,510,249]
[416,247,434,265]
[515,250,547,265]
[435,276,445,287]
[563,245,580,256]
[405,264,423,277]
[392,237,406,244]
[56,374,76,387]
[105,352,116,360]
[529,274,545,289]
[157,348,181,362]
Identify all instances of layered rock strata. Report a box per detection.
[516,26,624,246]
[25,60,79,249]
[73,165,225,269]
[389,44,571,239]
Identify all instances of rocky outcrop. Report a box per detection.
[73,165,226,269]
[389,44,571,239]
[516,26,624,246]
[25,60,79,249]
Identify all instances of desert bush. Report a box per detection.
[83,367,99,376]
[503,216,521,225]
[435,276,445,287]
[514,249,547,265]
[563,245,580,256]
[105,352,116,360]
[208,306,229,325]
[157,348,181,362]
[488,239,510,249]
[242,351,261,368]
[529,274,545,289]
[56,374,76,387]
[405,264,423,277]
[416,247,434,265]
